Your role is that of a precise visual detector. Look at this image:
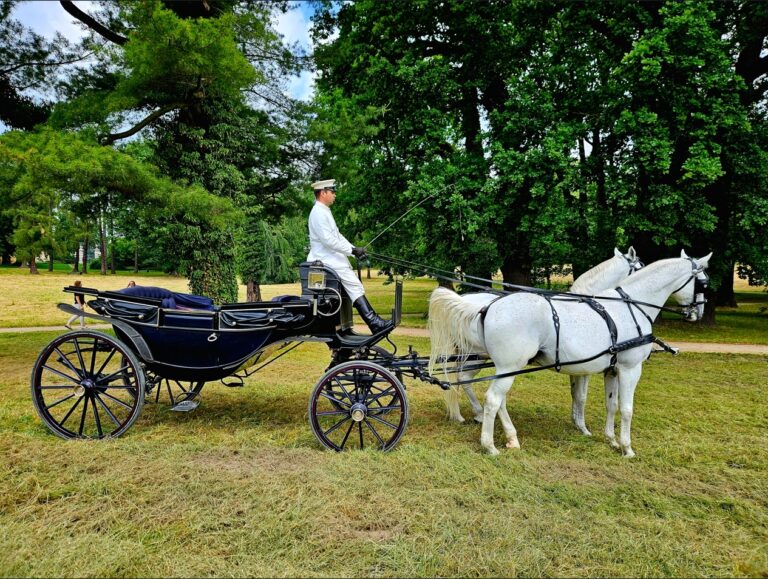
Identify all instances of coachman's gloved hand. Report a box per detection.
[352,246,367,259]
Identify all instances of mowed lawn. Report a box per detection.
[1,327,766,577]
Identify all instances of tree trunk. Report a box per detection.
[501,250,532,286]
[48,255,54,271]
[73,247,79,273]
[246,280,262,302]
[82,235,89,273]
[99,216,107,275]
[133,240,139,273]
[29,259,38,274]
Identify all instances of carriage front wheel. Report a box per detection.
[31,331,145,439]
[309,361,408,451]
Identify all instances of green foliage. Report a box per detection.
[238,216,299,286]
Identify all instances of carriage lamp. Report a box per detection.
[308,267,327,290]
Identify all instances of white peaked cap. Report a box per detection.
[312,179,336,191]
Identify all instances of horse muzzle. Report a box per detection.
[683,293,706,322]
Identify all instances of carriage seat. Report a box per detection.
[117,285,215,311]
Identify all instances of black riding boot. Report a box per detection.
[354,296,394,334]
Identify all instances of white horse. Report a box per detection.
[429,250,711,456]
[443,247,642,432]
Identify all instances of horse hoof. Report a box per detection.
[505,440,520,450]
[622,448,636,458]
[608,438,620,450]
[473,415,483,424]
[485,446,500,456]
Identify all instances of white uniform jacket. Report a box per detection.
[307,201,365,301]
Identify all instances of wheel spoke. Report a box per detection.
[315,410,349,416]
[94,393,122,427]
[78,395,89,436]
[98,365,131,385]
[53,347,82,379]
[358,422,364,449]
[319,391,351,408]
[339,421,355,450]
[59,395,83,427]
[91,395,103,438]
[323,414,351,437]
[89,337,98,375]
[95,347,117,377]
[46,393,75,410]
[73,338,87,376]
[367,404,402,414]
[165,380,175,405]
[364,419,387,448]
[332,377,354,403]
[42,365,80,385]
[100,390,134,411]
[40,385,76,390]
[366,386,397,406]
[366,413,399,430]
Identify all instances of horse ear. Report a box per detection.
[614,247,622,258]
[628,246,636,259]
[681,249,689,259]
[698,252,713,268]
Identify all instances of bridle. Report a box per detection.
[672,257,709,318]
[624,253,644,276]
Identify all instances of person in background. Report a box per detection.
[307,178,393,334]
[65,280,85,330]
[127,280,136,287]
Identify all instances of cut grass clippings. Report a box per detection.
[1,331,766,576]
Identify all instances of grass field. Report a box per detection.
[1,328,767,577]
[0,266,766,576]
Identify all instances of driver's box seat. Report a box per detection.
[299,261,353,332]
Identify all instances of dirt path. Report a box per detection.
[3,323,766,355]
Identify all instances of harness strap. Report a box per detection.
[616,287,642,336]
[543,296,562,371]
[582,297,618,368]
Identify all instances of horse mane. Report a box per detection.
[610,257,684,292]
[570,255,624,293]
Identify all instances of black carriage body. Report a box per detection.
[70,262,365,382]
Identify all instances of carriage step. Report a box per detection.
[170,399,200,412]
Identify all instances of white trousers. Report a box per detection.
[67,303,85,328]
[333,264,365,303]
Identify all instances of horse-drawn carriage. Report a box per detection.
[31,262,440,451]
[31,250,712,457]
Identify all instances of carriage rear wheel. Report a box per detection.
[30,331,145,439]
[309,361,408,452]
[144,371,204,408]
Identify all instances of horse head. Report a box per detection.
[614,246,643,276]
[672,250,713,321]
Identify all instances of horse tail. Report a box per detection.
[443,386,463,421]
[428,287,485,377]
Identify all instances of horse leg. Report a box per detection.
[570,375,592,436]
[604,372,620,450]
[480,376,515,455]
[497,397,520,449]
[617,366,642,458]
[463,382,484,423]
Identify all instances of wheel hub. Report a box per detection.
[350,402,367,422]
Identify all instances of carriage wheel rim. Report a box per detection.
[309,361,408,452]
[30,331,145,439]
